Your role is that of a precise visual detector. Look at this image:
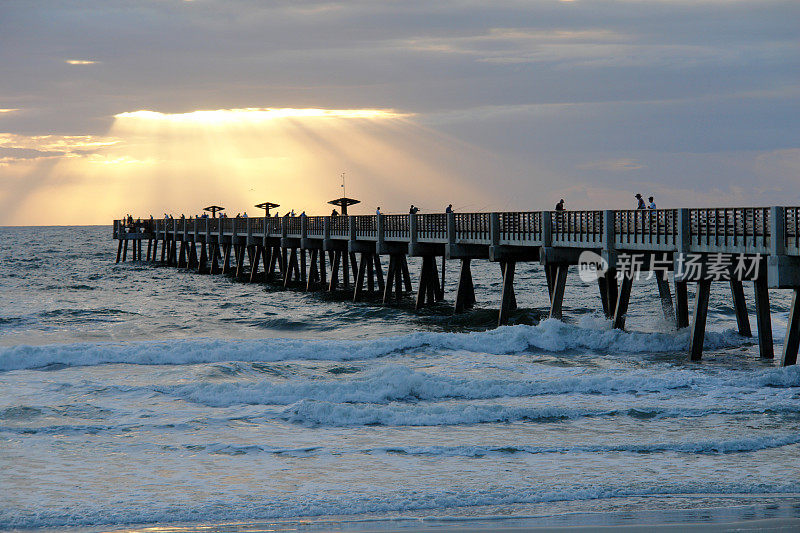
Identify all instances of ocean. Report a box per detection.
[1,225,799,531]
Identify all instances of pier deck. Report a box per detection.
[114,207,800,365]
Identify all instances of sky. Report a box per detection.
[0,0,798,225]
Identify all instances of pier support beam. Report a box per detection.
[781,288,800,366]
[373,254,384,293]
[122,239,128,262]
[689,280,712,361]
[222,245,231,274]
[598,276,609,317]
[306,249,320,290]
[210,244,220,274]
[549,265,568,320]
[439,258,446,301]
[545,265,555,300]
[283,249,300,288]
[415,256,440,309]
[198,242,208,274]
[188,242,198,269]
[235,245,246,279]
[116,240,123,263]
[328,251,341,291]
[754,278,774,359]
[454,259,476,313]
[613,273,633,330]
[353,252,368,302]
[383,255,405,304]
[655,271,675,323]
[249,246,261,282]
[178,242,187,268]
[729,280,752,337]
[498,260,516,326]
[675,280,689,329]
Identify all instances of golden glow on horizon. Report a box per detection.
[0,109,19,114]
[0,107,494,225]
[65,59,98,65]
[114,107,411,125]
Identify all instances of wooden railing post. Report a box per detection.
[377,213,385,251]
[409,213,418,246]
[246,217,252,245]
[349,215,357,242]
[770,206,786,257]
[602,210,616,267]
[490,212,500,247]
[323,216,331,242]
[447,212,456,246]
[677,208,690,254]
[301,213,308,240]
[542,211,552,247]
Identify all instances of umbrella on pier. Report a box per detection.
[328,197,360,215]
[255,201,280,216]
[203,205,225,218]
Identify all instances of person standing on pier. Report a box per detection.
[331,209,338,217]
[635,193,646,209]
[376,207,381,216]
[555,199,565,211]
[445,204,453,213]
[648,196,657,209]
[409,205,419,214]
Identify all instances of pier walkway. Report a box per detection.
[114,207,800,366]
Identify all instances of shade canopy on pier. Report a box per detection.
[255,202,280,216]
[203,205,225,218]
[328,197,360,215]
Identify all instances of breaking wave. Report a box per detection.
[0,319,749,371]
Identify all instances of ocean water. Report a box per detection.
[1,225,800,531]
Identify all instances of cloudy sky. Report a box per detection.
[0,0,797,225]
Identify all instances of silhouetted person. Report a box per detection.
[409,205,419,214]
[376,207,381,215]
[331,209,339,217]
[648,196,656,209]
[635,194,646,209]
[445,204,453,213]
[555,199,565,211]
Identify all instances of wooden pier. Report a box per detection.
[114,207,800,365]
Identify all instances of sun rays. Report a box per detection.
[0,107,497,225]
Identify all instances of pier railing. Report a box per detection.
[307,216,325,237]
[383,214,410,240]
[787,207,800,255]
[116,205,800,257]
[688,207,769,254]
[455,213,489,243]
[285,216,302,237]
[417,214,447,241]
[330,215,349,238]
[614,209,678,251]
[499,211,543,245]
[551,210,603,247]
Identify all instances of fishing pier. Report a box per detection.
[114,206,800,366]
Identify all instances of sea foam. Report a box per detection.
[0,319,748,371]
